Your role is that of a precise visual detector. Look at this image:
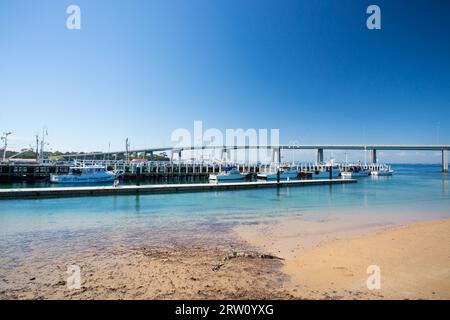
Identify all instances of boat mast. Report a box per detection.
[125,138,130,163]
[35,134,40,161]
[1,131,12,162]
[39,127,48,162]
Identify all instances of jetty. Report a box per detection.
[0,161,391,183]
[0,178,356,200]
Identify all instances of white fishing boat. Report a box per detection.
[341,166,370,178]
[209,166,247,181]
[341,170,370,178]
[371,166,394,176]
[257,165,298,180]
[50,166,116,183]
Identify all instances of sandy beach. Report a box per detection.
[1,216,449,300]
[284,219,450,299]
[236,217,450,299]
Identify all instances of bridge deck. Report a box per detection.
[61,144,450,158]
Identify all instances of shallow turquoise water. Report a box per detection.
[0,164,449,244]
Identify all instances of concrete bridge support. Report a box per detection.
[317,148,324,164]
[443,150,448,172]
[271,147,281,163]
[171,150,183,162]
[371,149,377,164]
[220,148,232,162]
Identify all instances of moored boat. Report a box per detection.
[371,166,394,176]
[341,166,371,178]
[50,166,116,183]
[341,170,370,178]
[257,165,299,180]
[209,166,247,181]
[309,164,341,179]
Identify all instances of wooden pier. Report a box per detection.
[0,160,390,183]
[0,178,356,200]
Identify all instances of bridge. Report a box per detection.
[60,144,450,172]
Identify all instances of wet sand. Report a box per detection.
[0,242,292,300]
[1,215,449,299]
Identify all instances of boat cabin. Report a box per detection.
[69,166,107,175]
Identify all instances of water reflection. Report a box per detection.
[134,195,141,214]
[442,173,448,196]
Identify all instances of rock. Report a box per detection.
[212,263,224,271]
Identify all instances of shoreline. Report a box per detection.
[0,241,292,300]
[1,216,449,299]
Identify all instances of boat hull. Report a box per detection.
[209,173,246,181]
[341,171,370,178]
[371,170,393,176]
[50,173,116,184]
[257,171,298,180]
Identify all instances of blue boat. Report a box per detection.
[50,166,116,183]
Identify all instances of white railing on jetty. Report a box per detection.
[49,159,390,175]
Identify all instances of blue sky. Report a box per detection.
[0,0,449,162]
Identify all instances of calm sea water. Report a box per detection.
[0,164,449,255]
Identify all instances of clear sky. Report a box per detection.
[0,0,449,162]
